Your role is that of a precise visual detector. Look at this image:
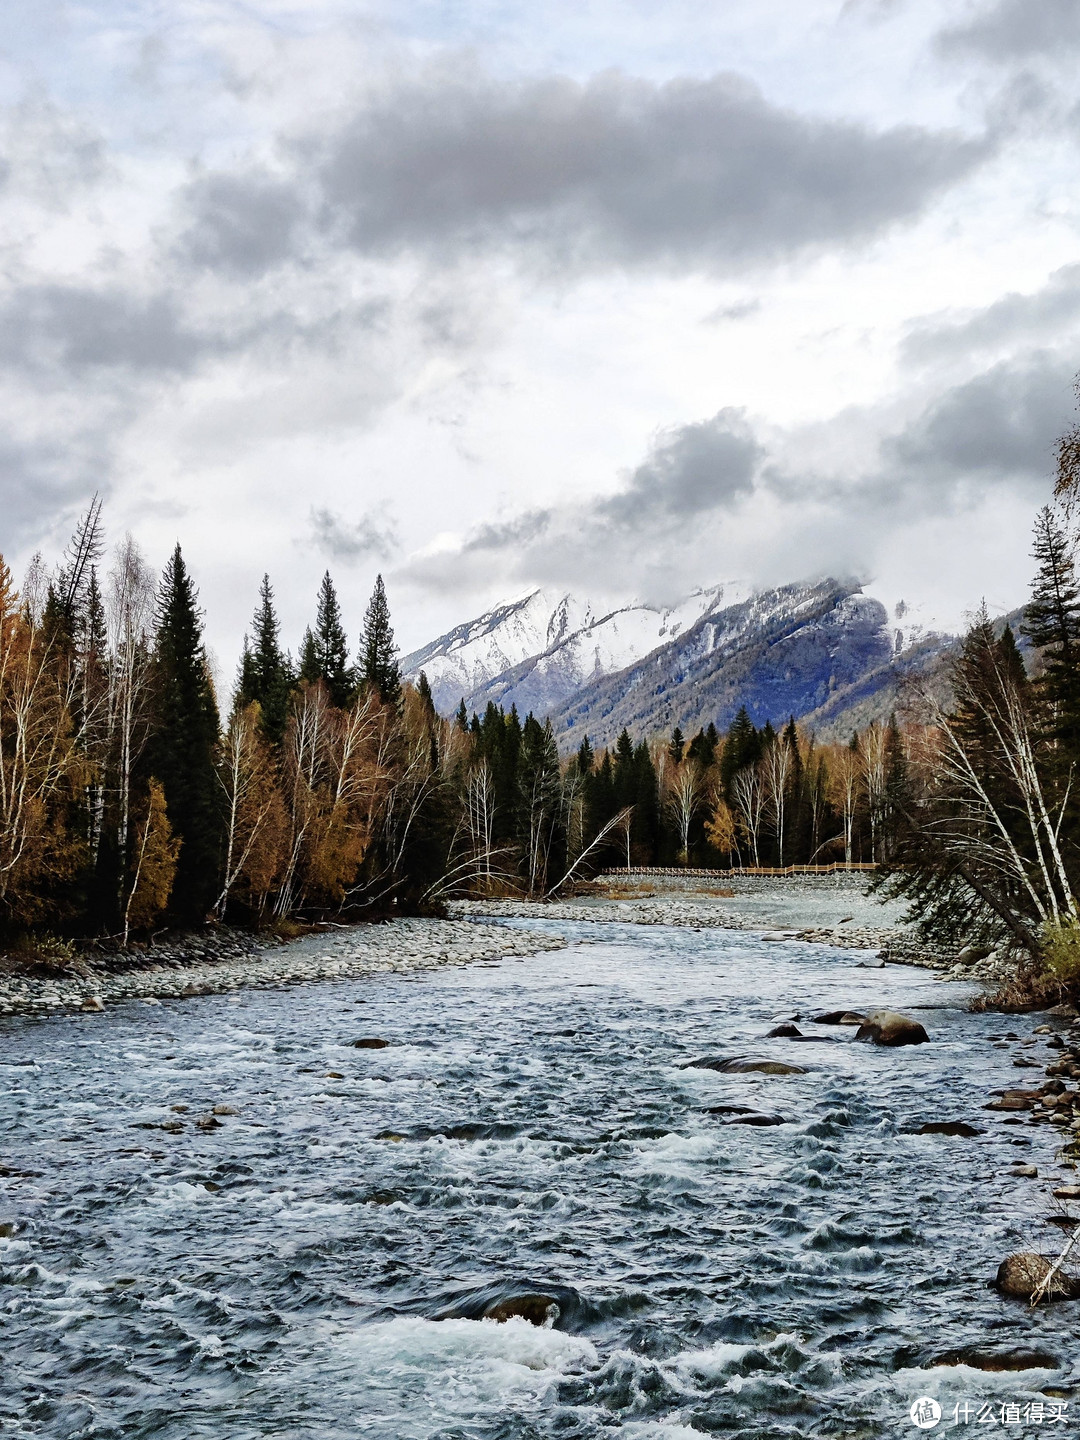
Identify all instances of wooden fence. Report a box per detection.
[597,863,878,879]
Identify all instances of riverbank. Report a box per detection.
[450,871,1016,980]
[0,873,1021,1019]
[0,919,566,1017]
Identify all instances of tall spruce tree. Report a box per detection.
[300,571,352,707]
[150,546,221,922]
[239,575,293,743]
[720,707,760,801]
[1024,506,1080,754]
[358,574,401,705]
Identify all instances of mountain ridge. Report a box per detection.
[402,578,958,748]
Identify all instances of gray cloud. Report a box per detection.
[402,409,764,597]
[902,265,1080,364]
[601,409,762,526]
[404,352,1076,604]
[886,351,1074,487]
[0,285,207,375]
[938,0,1080,61]
[177,170,307,277]
[310,68,989,273]
[309,506,399,564]
[0,430,110,553]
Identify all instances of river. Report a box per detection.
[1,919,1077,1438]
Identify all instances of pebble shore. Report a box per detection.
[0,918,566,1018]
[0,876,1017,1020]
[447,895,996,976]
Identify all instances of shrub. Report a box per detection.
[1042,918,1080,990]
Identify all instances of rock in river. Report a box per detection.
[483,1294,561,1326]
[930,1346,1060,1372]
[995,1252,1080,1301]
[683,1056,807,1075]
[353,1038,390,1049]
[915,1121,983,1137]
[854,1010,929,1047]
[814,1011,865,1026]
[765,1023,802,1038]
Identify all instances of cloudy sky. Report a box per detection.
[3,0,1080,665]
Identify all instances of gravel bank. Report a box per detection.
[0,919,565,1018]
[449,874,1017,986]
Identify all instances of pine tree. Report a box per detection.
[301,572,352,708]
[358,574,401,705]
[632,740,660,862]
[613,729,636,810]
[416,671,434,714]
[1024,506,1080,753]
[576,734,594,775]
[668,727,685,765]
[239,575,293,743]
[455,699,469,732]
[149,545,222,922]
[720,707,760,801]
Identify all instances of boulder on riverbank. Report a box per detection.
[854,1010,929,1046]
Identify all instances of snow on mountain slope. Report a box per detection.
[400,589,593,711]
[548,581,897,749]
[402,582,746,713]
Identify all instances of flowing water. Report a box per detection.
[1,920,1077,1439]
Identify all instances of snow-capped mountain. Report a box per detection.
[403,577,958,747]
[401,582,746,714]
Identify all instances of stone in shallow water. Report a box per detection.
[915,1121,983,1137]
[995,1252,1080,1300]
[930,1346,1060,1372]
[765,1023,802,1038]
[854,1010,929,1047]
[814,1010,865,1025]
[682,1056,807,1075]
[722,1113,787,1127]
[483,1294,561,1326]
[353,1037,390,1049]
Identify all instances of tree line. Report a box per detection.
[0,499,917,945]
[5,474,1080,996]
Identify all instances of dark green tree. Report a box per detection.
[668,726,685,765]
[720,707,760,801]
[358,574,401,705]
[300,571,352,708]
[576,734,595,775]
[239,575,293,743]
[149,545,222,922]
[455,698,469,732]
[1024,506,1080,754]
